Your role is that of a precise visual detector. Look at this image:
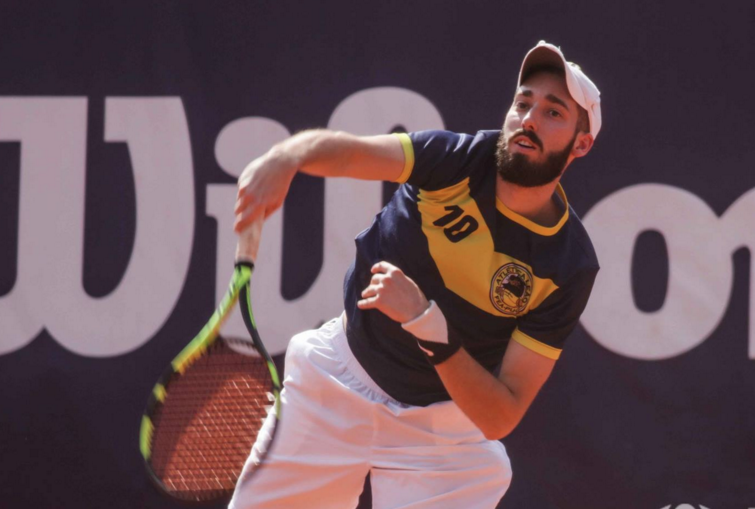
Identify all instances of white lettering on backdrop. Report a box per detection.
[2,93,752,360]
[582,183,755,360]
[0,98,194,356]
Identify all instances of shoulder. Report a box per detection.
[402,130,500,190]
[408,129,499,154]
[563,205,600,275]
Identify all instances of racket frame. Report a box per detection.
[139,261,281,504]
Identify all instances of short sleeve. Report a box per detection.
[511,268,598,360]
[396,130,483,190]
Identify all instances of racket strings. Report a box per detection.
[149,339,273,501]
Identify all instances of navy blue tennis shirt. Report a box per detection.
[343,130,599,406]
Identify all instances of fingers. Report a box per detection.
[235,183,283,232]
[358,281,381,309]
[234,206,264,233]
[361,283,379,298]
[234,191,250,215]
[358,262,427,323]
[359,262,397,307]
[371,261,399,274]
[357,295,378,310]
[359,270,385,309]
[234,175,259,231]
[234,157,281,232]
[236,161,257,210]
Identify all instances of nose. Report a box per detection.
[521,109,537,132]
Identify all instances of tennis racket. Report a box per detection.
[139,219,281,503]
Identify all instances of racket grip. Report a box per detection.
[236,216,263,265]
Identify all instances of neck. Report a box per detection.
[496,176,562,226]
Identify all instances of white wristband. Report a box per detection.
[401,300,448,344]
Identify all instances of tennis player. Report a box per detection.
[231,41,601,508]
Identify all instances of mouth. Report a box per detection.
[511,136,539,152]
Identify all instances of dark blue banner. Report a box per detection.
[1,1,753,508]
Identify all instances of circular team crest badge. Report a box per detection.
[490,263,533,316]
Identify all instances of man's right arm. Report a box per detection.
[234,129,406,232]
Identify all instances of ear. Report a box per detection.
[571,132,594,159]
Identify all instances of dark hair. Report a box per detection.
[521,65,590,134]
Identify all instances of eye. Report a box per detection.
[515,101,529,111]
[548,109,562,118]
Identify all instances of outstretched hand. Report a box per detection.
[234,150,298,233]
[357,261,430,323]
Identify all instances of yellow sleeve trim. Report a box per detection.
[511,329,562,360]
[393,133,414,184]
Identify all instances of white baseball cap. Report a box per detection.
[518,40,602,139]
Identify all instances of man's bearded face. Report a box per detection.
[495,128,576,187]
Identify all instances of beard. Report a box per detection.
[495,130,576,187]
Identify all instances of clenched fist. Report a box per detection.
[357,261,430,323]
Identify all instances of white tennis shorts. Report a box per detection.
[229,316,512,509]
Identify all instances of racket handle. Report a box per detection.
[236,216,263,265]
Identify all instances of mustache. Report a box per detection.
[508,130,543,151]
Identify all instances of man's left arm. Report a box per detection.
[358,260,556,440]
[434,342,555,440]
[359,260,599,440]
[431,266,598,439]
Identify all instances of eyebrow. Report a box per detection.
[517,89,571,111]
[546,93,570,111]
